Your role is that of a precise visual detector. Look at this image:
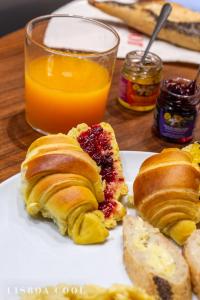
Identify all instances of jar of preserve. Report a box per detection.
[154,77,200,143]
[118,50,163,111]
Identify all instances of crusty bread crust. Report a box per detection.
[89,0,200,51]
[123,216,191,300]
[184,230,200,298]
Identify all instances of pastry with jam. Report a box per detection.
[68,122,128,228]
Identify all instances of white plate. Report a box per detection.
[0,151,197,300]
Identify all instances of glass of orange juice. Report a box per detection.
[25,15,120,134]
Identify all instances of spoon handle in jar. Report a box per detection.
[141,3,172,63]
[194,64,200,83]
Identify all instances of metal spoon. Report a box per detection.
[194,64,200,84]
[141,3,172,63]
[187,64,200,93]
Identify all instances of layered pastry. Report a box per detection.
[123,216,191,300]
[89,0,200,51]
[21,122,127,243]
[133,148,200,245]
[68,122,128,228]
[21,283,153,300]
[21,134,109,244]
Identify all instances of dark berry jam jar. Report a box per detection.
[154,77,200,143]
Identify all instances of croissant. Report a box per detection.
[21,134,109,244]
[133,148,200,245]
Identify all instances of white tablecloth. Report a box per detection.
[49,0,200,64]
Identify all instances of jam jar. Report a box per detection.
[119,50,163,111]
[154,77,200,143]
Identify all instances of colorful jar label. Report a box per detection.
[157,108,196,139]
[119,75,160,107]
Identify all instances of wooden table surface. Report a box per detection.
[0,28,199,182]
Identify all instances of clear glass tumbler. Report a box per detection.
[25,15,120,134]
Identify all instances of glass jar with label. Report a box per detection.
[118,50,163,111]
[153,77,200,143]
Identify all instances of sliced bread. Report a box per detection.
[184,229,200,299]
[123,216,191,300]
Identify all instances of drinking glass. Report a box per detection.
[25,15,120,134]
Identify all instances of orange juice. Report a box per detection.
[25,55,111,134]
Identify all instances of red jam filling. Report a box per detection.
[77,124,119,217]
[98,200,117,218]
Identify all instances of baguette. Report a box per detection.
[184,230,200,299]
[89,0,200,51]
[68,122,128,229]
[123,216,191,300]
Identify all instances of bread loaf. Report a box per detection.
[123,216,191,300]
[89,0,200,51]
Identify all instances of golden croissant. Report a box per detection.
[21,134,109,244]
[133,148,200,245]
